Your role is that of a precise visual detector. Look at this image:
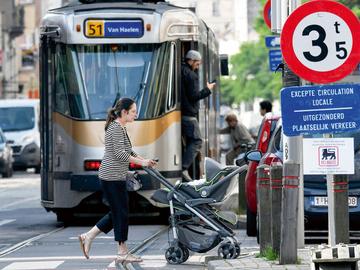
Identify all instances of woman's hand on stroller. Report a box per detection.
[142,159,158,168]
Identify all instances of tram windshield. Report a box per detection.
[54,42,175,120]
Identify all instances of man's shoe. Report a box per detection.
[182,170,192,182]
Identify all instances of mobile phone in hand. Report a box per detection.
[210,79,217,84]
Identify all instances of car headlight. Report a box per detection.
[21,134,36,145]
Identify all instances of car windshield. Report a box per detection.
[0,107,35,132]
[54,42,174,120]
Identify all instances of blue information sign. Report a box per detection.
[265,36,280,48]
[104,20,143,38]
[281,84,360,136]
[269,49,282,72]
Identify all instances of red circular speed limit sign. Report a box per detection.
[263,0,271,29]
[281,0,360,84]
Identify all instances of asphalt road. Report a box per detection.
[0,170,259,270]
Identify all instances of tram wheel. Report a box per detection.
[56,211,73,224]
[165,246,185,264]
[218,242,237,259]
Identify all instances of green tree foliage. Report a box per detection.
[221,0,281,104]
[338,0,360,17]
[220,0,359,105]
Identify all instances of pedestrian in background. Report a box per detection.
[219,112,254,165]
[181,50,216,180]
[78,98,157,263]
[259,100,272,116]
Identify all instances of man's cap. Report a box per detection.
[185,50,202,61]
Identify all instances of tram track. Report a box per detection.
[0,227,65,258]
[114,226,168,270]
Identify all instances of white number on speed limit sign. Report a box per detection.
[281,0,360,84]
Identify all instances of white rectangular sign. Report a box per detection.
[303,138,354,175]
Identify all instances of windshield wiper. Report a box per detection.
[133,61,151,112]
[112,51,124,108]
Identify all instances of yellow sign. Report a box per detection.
[85,20,104,37]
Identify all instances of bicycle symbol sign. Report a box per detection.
[281,0,360,84]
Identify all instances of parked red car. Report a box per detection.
[244,113,280,236]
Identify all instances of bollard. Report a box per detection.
[257,164,271,254]
[328,175,349,244]
[280,161,300,265]
[270,163,282,254]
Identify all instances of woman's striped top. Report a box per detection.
[98,121,137,181]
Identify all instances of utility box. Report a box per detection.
[311,244,360,270]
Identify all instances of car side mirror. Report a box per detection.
[245,150,262,162]
[220,54,229,76]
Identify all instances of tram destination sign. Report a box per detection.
[85,19,144,38]
[281,84,360,136]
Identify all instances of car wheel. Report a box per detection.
[246,207,257,236]
[35,165,41,174]
[2,163,13,178]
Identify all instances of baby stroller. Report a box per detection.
[144,158,247,264]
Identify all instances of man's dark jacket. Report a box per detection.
[181,63,211,117]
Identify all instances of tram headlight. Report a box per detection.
[84,160,101,171]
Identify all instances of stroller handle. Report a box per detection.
[143,167,176,191]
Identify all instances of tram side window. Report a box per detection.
[55,48,70,116]
[138,43,172,118]
[55,45,86,119]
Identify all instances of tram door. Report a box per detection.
[180,41,210,178]
[39,36,54,203]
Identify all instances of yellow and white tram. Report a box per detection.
[40,0,227,221]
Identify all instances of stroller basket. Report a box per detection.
[177,224,221,253]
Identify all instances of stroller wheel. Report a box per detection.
[165,246,185,264]
[218,242,237,259]
[180,245,189,262]
[234,242,241,258]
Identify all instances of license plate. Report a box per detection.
[313,196,357,207]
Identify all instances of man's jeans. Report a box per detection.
[181,116,202,170]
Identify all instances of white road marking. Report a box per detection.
[0,219,15,226]
[0,197,40,210]
[2,261,64,270]
[69,236,113,240]
[0,256,116,262]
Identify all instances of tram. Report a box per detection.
[39,0,228,221]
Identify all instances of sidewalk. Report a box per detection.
[207,249,311,270]
[207,216,312,270]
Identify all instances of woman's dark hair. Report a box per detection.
[105,98,135,131]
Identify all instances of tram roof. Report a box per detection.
[51,1,179,15]
[42,0,216,45]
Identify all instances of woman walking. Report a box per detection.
[78,98,157,263]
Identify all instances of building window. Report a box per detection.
[212,1,220,17]
[21,49,35,69]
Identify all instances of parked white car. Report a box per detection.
[0,99,40,173]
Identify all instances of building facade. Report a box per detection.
[168,0,260,55]
[0,0,24,98]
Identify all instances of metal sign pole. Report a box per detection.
[324,134,335,246]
